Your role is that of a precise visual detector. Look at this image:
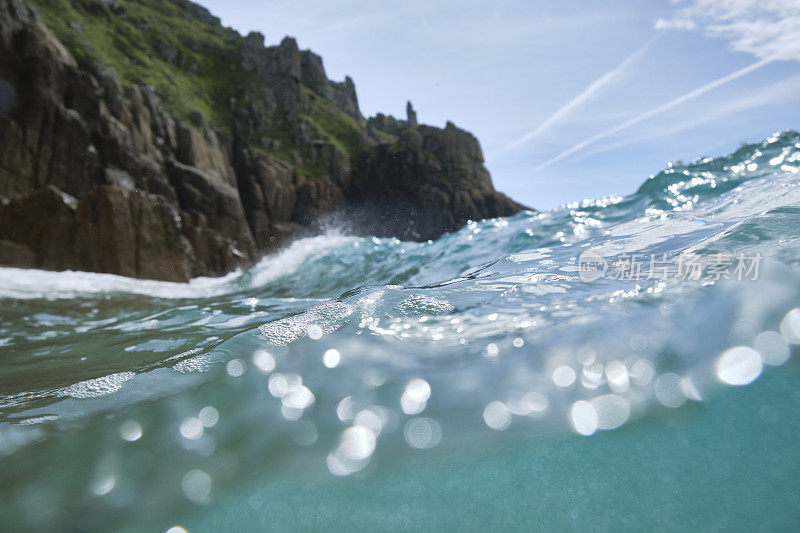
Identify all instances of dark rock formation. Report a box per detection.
[352,119,521,241]
[406,101,418,128]
[0,0,527,281]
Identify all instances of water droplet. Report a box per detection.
[605,361,630,393]
[323,348,341,368]
[485,343,499,357]
[630,360,655,386]
[404,418,442,449]
[226,359,244,377]
[181,470,212,504]
[483,401,511,431]
[268,373,288,398]
[716,346,762,385]
[779,308,800,343]
[252,350,275,373]
[90,475,116,496]
[339,426,376,461]
[570,401,598,436]
[180,417,203,440]
[754,331,790,366]
[628,334,647,352]
[337,396,359,422]
[119,420,142,442]
[405,378,431,402]
[282,386,315,410]
[199,406,219,428]
[655,373,686,408]
[590,394,630,430]
[307,325,323,340]
[552,365,576,388]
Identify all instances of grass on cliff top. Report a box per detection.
[303,91,367,159]
[30,0,249,128]
[29,0,398,181]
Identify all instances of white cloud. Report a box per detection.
[655,0,800,61]
[530,0,800,171]
[654,18,697,31]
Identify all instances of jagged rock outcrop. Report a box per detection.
[351,118,521,240]
[406,101,418,128]
[0,0,526,281]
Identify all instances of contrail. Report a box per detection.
[533,56,776,172]
[493,35,658,158]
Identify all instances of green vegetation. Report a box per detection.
[303,90,366,158]
[31,0,250,128]
[28,0,395,180]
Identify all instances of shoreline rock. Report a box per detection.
[0,0,528,281]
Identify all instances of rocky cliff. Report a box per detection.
[0,0,526,281]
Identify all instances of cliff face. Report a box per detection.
[0,0,526,282]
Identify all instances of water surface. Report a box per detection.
[2,132,800,530]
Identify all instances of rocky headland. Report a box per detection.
[0,0,526,282]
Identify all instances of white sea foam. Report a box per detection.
[61,372,136,399]
[3,133,800,484]
[248,232,360,287]
[0,266,240,300]
[0,231,360,300]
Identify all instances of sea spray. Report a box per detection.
[1,131,800,529]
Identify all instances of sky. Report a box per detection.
[202,0,800,209]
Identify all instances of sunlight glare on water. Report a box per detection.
[1,131,800,529]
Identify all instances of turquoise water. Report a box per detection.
[2,131,800,531]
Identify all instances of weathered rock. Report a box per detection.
[175,119,237,186]
[0,185,197,280]
[330,76,362,122]
[0,77,15,115]
[0,0,256,278]
[167,161,255,258]
[0,0,528,281]
[73,186,193,281]
[300,51,332,99]
[349,118,524,240]
[0,186,78,270]
[0,239,36,267]
[406,101,418,127]
[241,31,266,73]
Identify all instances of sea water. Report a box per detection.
[1,131,800,531]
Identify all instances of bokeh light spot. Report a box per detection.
[119,420,142,442]
[404,418,442,449]
[716,346,762,385]
[569,400,598,436]
[181,470,212,504]
[655,373,686,408]
[323,348,341,368]
[483,401,511,431]
[754,331,790,366]
[552,365,576,388]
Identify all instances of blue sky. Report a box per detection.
[202,0,800,209]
